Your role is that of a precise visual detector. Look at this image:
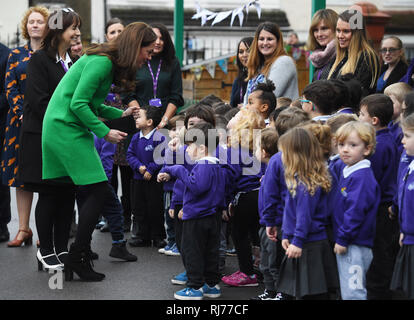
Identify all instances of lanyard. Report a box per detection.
[147,59,162,98]
[240,87,243,104]
[60,60,69,73]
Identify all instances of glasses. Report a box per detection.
[380,47,400,54]
[300,99,311,105]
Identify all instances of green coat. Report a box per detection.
[42,54,123,185]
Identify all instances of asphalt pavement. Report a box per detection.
[0,190,264,301]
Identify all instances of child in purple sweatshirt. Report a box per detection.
[127,105,166,248]
[158,123,226,300]
[275,127,338,300]
[390,113,414,299]
[334,121,380,300]
[358,94,400,299]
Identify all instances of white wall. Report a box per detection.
[0,0,29,47]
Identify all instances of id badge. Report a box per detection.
[149,98,162,107]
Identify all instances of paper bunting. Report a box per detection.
[205,62,216,79]
[191,66,203,81]
[217,59,228,74]
[192,0,261,27]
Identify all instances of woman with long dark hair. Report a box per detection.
[245,21,299,102]
[230,37,253,108]
[124,23,183,130]
[41,22,156,281]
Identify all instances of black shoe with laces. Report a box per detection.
[250,289,277,300]
[109,241,137,262]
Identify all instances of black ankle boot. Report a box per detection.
[65,243,105,282]
[109,241,137,262]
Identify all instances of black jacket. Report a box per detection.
[376,59,408,93]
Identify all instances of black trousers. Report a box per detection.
[35,187,76,253]
[111,164,133,223]
[367,202,400,299]
[231,190,260,276]
[74,181,112,247]
[181,212,221,289]
[132,178,165,241]
[173,204,185,268]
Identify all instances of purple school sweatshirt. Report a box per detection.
[388,120,404,157]
[163,157,226,220]
[94,135,116,181]
[126,129,166,180]
[369,128,399,204]
[282,182,329,249]
[397,159,414,245]
[332,159,380,248]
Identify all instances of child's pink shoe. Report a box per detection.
[221,271,258,287]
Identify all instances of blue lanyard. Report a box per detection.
[147,59,162,98]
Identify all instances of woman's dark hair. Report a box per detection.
[236,37,253,81]
[150,23,176,68]
[85,22,157,91]
[252,79,277,117]
[105,17,124,34]
[42,9,82,60]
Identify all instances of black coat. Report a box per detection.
[376,59,408,93]
[0,43,10,128]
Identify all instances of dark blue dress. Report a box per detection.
[0,44,32,187]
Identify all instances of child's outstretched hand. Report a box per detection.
[286,243,302,259]
[334,243,347,255]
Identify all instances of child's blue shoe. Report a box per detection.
[174,287,203,300]
[165,243,180,256]
[171,271,187,285]
[202,284,221,298]
[158,242,173,254]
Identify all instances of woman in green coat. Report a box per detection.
[42,22,156,281]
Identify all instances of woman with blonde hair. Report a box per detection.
[328,10,380,96]
[376,36,408,93]
[307,9,339,81]
[1,6,49,247]
[244,21,299,103]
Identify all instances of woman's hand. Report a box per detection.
[104,129,127,144]
[124,100,140,119]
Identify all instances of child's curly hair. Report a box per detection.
[228,108,265,151]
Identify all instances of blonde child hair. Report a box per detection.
[278,127,331,197]
[229,108,265,151]
[301,121,333,160]
[259,127,279,156]
[384,82,413,104]
[335,121,377,157]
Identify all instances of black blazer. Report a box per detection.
[376,59,408,93]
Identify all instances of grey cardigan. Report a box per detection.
[243,55,299,104]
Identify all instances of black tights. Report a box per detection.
[35,189,76,254]
[74,181,112,247]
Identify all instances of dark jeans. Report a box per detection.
[111,164,133,224]
[74,182,113,247]
[35,188,76,253]
[77,183,124,242]
[181,212,221,289]
[231,190,260,276]
[367,202,400,300]
[132,178,165,241]
[164,191,175,244]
